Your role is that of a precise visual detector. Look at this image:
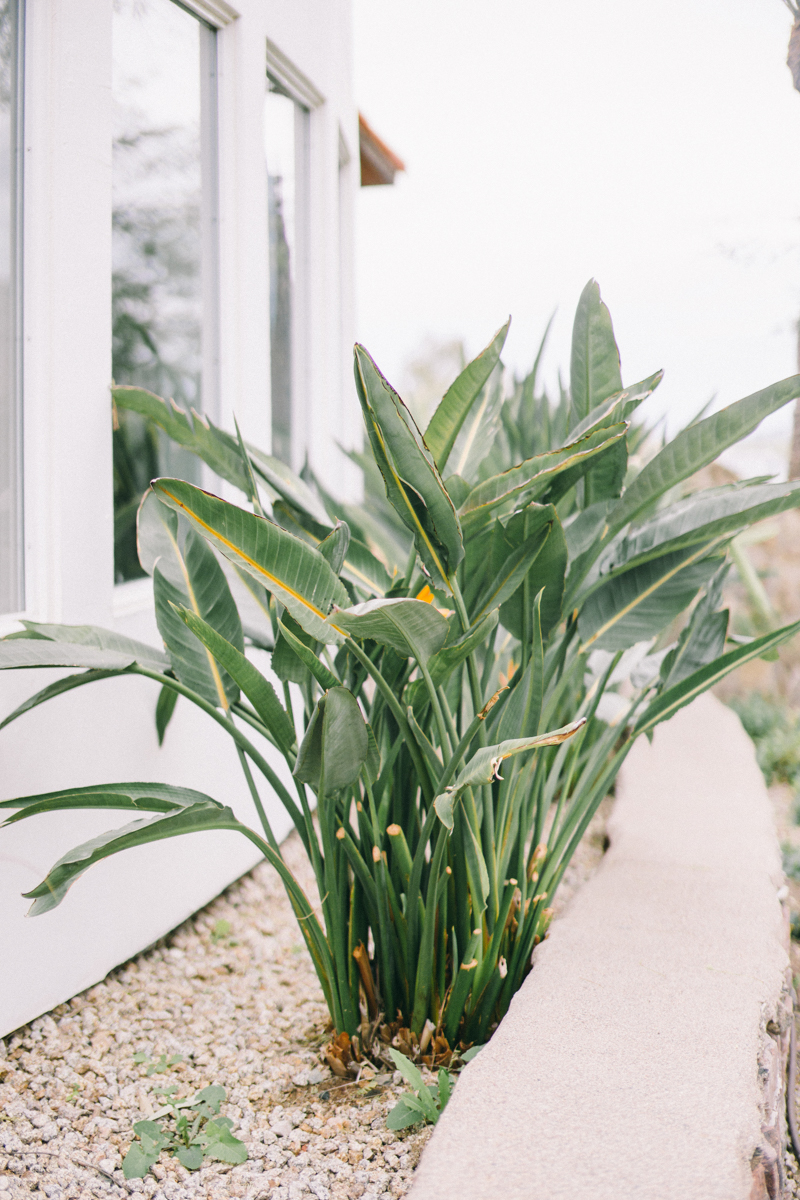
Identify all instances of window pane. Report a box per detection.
[0,0,22,615]
[265,85,307,469]
[112,0,214,583]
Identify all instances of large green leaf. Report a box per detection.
[569,280,623,425]
[434,718,586,831]
[581,437,628,506]
[0,640,146,671]
[564,498,610,551]
[113,385,330,526]
[428,610,499,688]
[658,562,730,689]
[244,443,331,527]
[7,622,169,673]
[8,778,331,985]
[470,506,552,623]
[0,781,213,823]
[113,386,251,493]
[567,371,664,442]
[328,598,449,665]
[661,608,728,690]
[386,1096,431,1131]
[354,345,464,586]
[634,620,800,736]
[293,687,368,795]
[153,527,243,709]
[446,365,505,482]
[569,372,663,509]
[578,544,722,652]
[155,684,178,745]
[177,607,296,756]
[275,617,339,690]
[271,501,393,599]
[140,488,245,691]
[537,435,627,510]
[499,508,567,641]
[496,591,544,741]
[318,521,350,576]
[607,373,800,535]
[0,669,129,733]
[425,320,510,473]
[137,488,184,585]
[339,535,394,598]
[152,479,349,644]
[459,422,627,537]
[271,613,315,685]
[21,800,237,915]
[596,479,800,580]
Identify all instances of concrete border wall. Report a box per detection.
[411,694,790,1200]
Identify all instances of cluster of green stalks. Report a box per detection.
[3,281,800,1054]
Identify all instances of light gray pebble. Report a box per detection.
[0,845,434,1200]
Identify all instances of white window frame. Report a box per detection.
[266,42,322,475]
[0,0,282,638]
[2,0,358,639]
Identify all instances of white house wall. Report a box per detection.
[0,0,360,1038]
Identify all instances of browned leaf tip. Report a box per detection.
[478,685,508,720]
[352,941,379,1020]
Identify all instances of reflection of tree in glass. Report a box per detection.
[268,173,292,466]
[0,2,11,110]
[112,122,201,402]
[112,117,202,581]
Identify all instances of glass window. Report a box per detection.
[265,82,308,470]
[0,0,22,615]
[111,0,217,583]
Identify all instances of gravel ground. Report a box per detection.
[0,808,609,1200]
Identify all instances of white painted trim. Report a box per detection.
[177,0,238,29]
[23,0,114,628]
[267,38,324,110]
[290,101,311,475]
[215,0,271,455]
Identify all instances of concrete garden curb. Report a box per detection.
[410,693,791,1200]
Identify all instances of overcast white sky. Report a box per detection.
[353,0,800,472]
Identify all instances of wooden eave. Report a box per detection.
[358,113,405,187]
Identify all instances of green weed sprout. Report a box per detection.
[122,1083,247,1178]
